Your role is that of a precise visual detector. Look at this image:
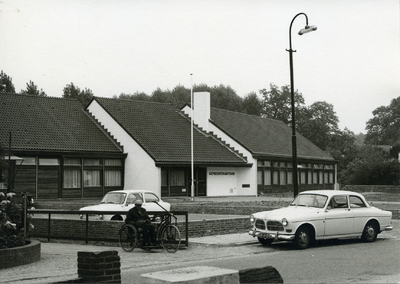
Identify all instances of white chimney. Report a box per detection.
[193,91,210,132]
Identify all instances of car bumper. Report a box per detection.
[249,229,295,241]
[383,225,393,231]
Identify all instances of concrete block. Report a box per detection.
[141,266,239,284]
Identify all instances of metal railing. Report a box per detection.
[28,209,189,246]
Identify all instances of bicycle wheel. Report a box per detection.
[161,225,181,253]
[119,224,138,252]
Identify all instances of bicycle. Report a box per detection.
[119,202,181,253]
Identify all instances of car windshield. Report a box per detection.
[290,194,328,209]
[100,192,126,204]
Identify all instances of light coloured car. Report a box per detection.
[249,190,393,249]
[79,190,170,221]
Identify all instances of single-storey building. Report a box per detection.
[1,91,337,199]
[0,93,126,199]
[87,92,337,198]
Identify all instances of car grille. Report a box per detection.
[267,221,284,231]
[255,219,265,230]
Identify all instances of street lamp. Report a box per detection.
[286,13,317,198]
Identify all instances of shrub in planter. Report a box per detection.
[0,192,33,249]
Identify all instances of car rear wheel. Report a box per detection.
[293,226,313,249]
[111,215,123,221]
[361,221,378,242]
[258,237,273,246]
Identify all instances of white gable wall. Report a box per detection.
[87,100,161,196]
[182,101,258,196]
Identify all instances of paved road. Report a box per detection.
[122,226,400,283]
[2,220,399,284]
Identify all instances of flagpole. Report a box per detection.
[190,74,194,202]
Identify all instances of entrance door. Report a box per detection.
[196,168,207,196]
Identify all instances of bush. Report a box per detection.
[0,192,33,249]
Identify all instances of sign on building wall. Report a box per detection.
[209,172,235,176]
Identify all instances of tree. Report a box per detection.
[169,85,190,109]
[115,92,150,101]
[151,88,171,104]
[20,81,47,97]
[297,101,340,150]
[341,145,400,185]
[242,92,263,116]
[365,96,400,146]
[0,71,16,93]
[259,84,304,124]
[63,83,93,106]
[210,84,243,112]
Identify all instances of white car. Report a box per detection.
[249,190,393,249]
[79,190,171,221]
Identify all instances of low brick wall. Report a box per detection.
[0,240,41,269]
[30,216,250,242]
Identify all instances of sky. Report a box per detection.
[1,0,399,134]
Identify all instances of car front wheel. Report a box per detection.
[361,221,378,242]
[293,226,313,249]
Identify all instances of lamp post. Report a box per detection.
[286,13,317,197]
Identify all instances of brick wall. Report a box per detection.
[78,251,121,283]
[0,240,41,269]
[30,217,250,242]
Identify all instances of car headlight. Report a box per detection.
[250,215,255,223]
[282,218,289,226]
[99,214,104,220]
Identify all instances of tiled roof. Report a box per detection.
[0,93,123,153]
[210,108,334,161]
[94,97,249,165]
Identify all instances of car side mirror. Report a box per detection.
[326,206,332,211]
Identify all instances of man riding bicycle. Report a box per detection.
[125,199,156,246]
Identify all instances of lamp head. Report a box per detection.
[298,25,317,35]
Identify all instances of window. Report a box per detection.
[300,171,306,184]
[63,169,81,188]
[144,192,159,202]
[280,171,286,185]
[257,169,262,185]
[313,172,318,184]
[287,171,293,185]
[84,159,102,166]
[39,158,59,165]
[126,193,142,205]
[319,172,324,184]
[330,195,348,209]
[329,172,334,184]
[105,170,121,186]
[21,157,36,165]
[105,159,122,166]
[349,196,366,208]
[84,170,101,187]
[264,170,271,185]
[272,171,279,185]
[170,170,185,186]
[162,170,168,187]
[308,171,312,184]
[64,158,81,165]
[324,172,329,184]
